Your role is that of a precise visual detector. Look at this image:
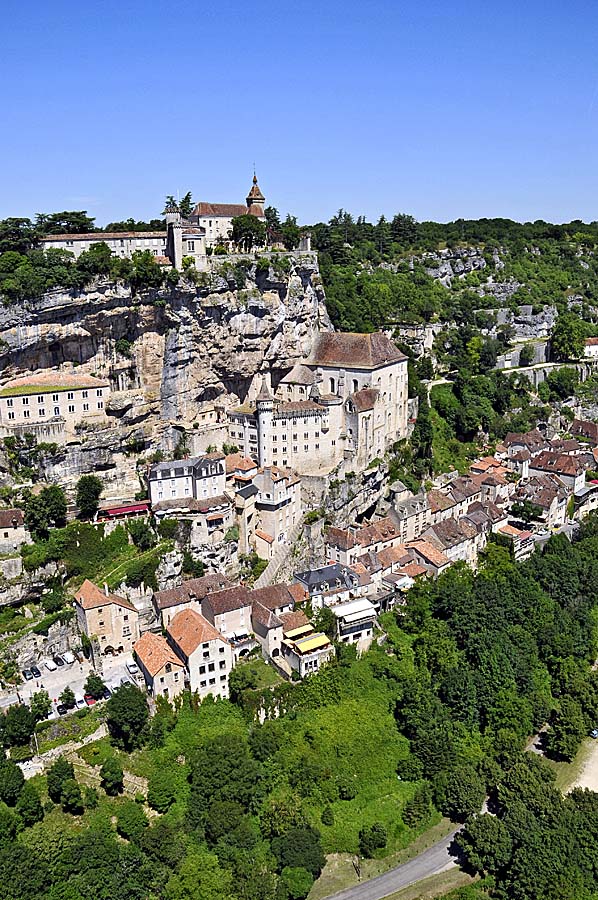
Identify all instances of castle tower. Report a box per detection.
[246,174,265,215]
[164,201,184,268]
[256,376,274,467]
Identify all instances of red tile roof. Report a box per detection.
[192,202,264,219]
[0,509,24,529]
[134,631,183,677]
[74,579,136,612]
[154,574,234,610]
[350,388,379,412]
[167,608,226,657]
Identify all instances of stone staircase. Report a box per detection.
[254,521,304,588]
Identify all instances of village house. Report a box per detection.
[406,539,452,577]
[514,474,569,528]
[0,509,29,554]
[331,597,378,653]
[422,517,480,566]
[571,419,598,445]
[584,337,598,360]
[497,524,535,561]
[152,573,234,628]
[501,429,548,460]
[201,585,255,658]
[293,563,362,610]
[252,466,303,559]
[528,450,586,494]
[281,621,334,679]
[148,453,226,506]
[387,491,431,542]
[133,631,185,700]
[166,608,234,698]
[0,373,110,443]
[74,579,140,656]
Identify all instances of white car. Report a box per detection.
[126,662,139,676]
[74,693,85,709]
[62,651,76,665]
[45,659,57,672]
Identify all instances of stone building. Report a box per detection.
[0,373,110,443]
[40,231,168,259]
[227,332,409,474]
[133,631,185,700]
[0,509,29,554]
[188,175,266,248]
[148,453,226,506]
[74,579,140,656]
[166,608,234,699]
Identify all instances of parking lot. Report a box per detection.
[8,652,144,716]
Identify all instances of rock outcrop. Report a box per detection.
[0,252,329,496]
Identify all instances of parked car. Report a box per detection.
[22,669,33,681]
[120,675,133,687]
[62,651,76,665]
[56,704,68,716]
[45,659,57,672]
[84,693,96,707]
[102,687,112,700]
[30,665,41,678]
[74,693,85,709]
[591,729,598,739]
[126,661,139,676]
[53,655,65,667]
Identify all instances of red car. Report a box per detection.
[84,693,96,706]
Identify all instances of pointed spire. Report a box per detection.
[256,375,273,402]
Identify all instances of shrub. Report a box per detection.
[359,821,387,858]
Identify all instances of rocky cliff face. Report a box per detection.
[0,252,330,495]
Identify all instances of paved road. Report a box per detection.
[327,828,461,900]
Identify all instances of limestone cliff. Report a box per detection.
[0,252,330,496]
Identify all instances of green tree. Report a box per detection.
[116,798,148,842]
[313,605,336,639]
[435,765,485,822]
[46,757,75,803]
[550,313,585,361]
[147,768,177,813]
[281,215,301,250]
[106,684,149,750]
[3,704,35,747]
[272,825,325,876]
[358,822,387,858]
[29,690,51,722]
[0,758,25,805]
[23,485,67,539]
[281,866,314,900]
[456,813,513,875]
[165,847,237,900]
[36,210,96,234]
[84,672,106,700]
[547,697,587,761]
[60,778,83,814]
[510,500,543,524]
[264,207,281,230]
[519,343,536,367]
[321,805,335,826]
[59,686,76,709]
[76,474,103,519]
[15,781,43,825]
[231,215,266,251]
[179,192,194,218]
[205,799,245,846]
[100,757,124,795]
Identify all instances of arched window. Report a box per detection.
[352,379,358,392]
[329,377,336,393]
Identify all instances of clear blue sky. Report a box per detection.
[2,0,598,226]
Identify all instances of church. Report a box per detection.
[227,332,409,475]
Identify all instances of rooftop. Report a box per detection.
[154,573,233,610]
[134,632,183,677]
[74,579,136,613]
[308,332,406,370]
[0,372,109,397]
[167,608,226,656]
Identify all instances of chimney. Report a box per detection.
[104,583,109,597]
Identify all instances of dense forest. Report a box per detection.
[1,517,598,899]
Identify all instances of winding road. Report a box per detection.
[327,828,461,900]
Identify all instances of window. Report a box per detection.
[304,432,308,439]
[68,405,75,413]
[38,408,45,417]
[219,646,225,654]
[67,392,74,400]
[22,397,29,406]
[219,660,226,669]
[97,401,103,409]
[208,662,215,672]
[165,663,171,673]
[220,675,226,682]
[97,389,103,396]
[329,377,336,393]
[188,241,195,251]
[54,406,60,416]
[23,410,30,419]
[83,403,89,411]
[352,379,358,392]
[315,444,319,450]
[209,678,216,686]
[122,626,131,637]
[304,444,309,452]
[199,665,206,674]
[293,433,297,440]
[200,680,206,688]
[123,614,128,621]
[52,394,59,402]
[37,395,44,403]
[7,412,14,421]
[6,399,13,408]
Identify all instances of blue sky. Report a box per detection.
[2,0,598,226]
